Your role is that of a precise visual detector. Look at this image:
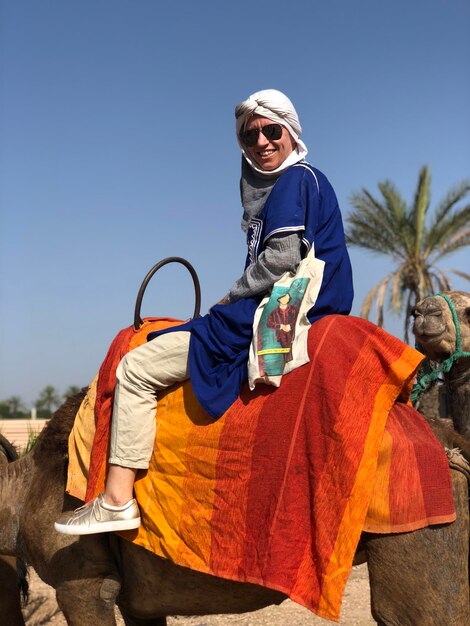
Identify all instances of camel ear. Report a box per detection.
[466,306,470,322]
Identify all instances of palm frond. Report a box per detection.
[360,282,382,320]
[427,268,452,294]
[403,289,417,344]
[410,166,431,258]
[346,219,405,256]
[431,228,470,261]
[375,277,391,327]
[377,181,414,254]
[431,180,470,225]
[360,275,392,322]
[416,266,429,303]
[377,181,407,221]
[423,204,470,255]
[449,268,470,282]
[390,267,405,312]
[348,190,393,232]
[347,188,409,257]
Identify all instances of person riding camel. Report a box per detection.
[55,88,353,535]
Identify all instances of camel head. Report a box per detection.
[412,291,470,362]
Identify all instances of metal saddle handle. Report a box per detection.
[134,257,201,330]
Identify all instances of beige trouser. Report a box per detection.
[109,331,191,469]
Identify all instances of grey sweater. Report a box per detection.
[228,233,302,302]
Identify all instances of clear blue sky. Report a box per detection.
[1,0,469,406]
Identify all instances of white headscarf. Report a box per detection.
[235,88,308,177]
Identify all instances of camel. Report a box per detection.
[1,297,470,625]
[413,290,470,437]
[0,435,27,626]
[1,404,468,626]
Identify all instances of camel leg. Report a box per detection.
[364,470,469,626]
[56,579,117,626]
[119,607,167,626]
[0,556,26,626]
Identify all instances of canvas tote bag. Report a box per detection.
[248,245,325,390]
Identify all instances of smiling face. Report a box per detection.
[243,115,296,171]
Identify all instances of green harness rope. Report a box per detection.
[411,293,470,405]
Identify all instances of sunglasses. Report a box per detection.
[239,123,283,147]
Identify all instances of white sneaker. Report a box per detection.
[54,493,141,535]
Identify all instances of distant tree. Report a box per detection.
[0,396,28,419]
[35,386,61,418]
[63,386,82,400]
[7,396,27,418]
[346,166,470,342]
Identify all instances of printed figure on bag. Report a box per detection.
[257,278,310,375]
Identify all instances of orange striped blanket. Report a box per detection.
[66,315,455,622]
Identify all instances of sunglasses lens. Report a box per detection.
[240,129,258,147]
[263,124,283,141]
[240,124,283,147]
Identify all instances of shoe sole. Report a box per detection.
[54,518,141,535]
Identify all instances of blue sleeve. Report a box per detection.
[262,165,319,243]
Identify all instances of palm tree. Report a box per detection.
[35,385,61,418]
[346,166,470,342]
[7,396,26,418]
[1,396,27,418]
[63,385,81,400]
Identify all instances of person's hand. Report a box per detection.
[217,294,231,306]
[281,324,291,332]
[208,294,231,312]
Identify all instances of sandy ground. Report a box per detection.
[21,565,375,625]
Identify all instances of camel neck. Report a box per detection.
[443,360,470,437]
[0,456,33,554]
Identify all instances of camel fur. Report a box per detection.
[0,435,27,626]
